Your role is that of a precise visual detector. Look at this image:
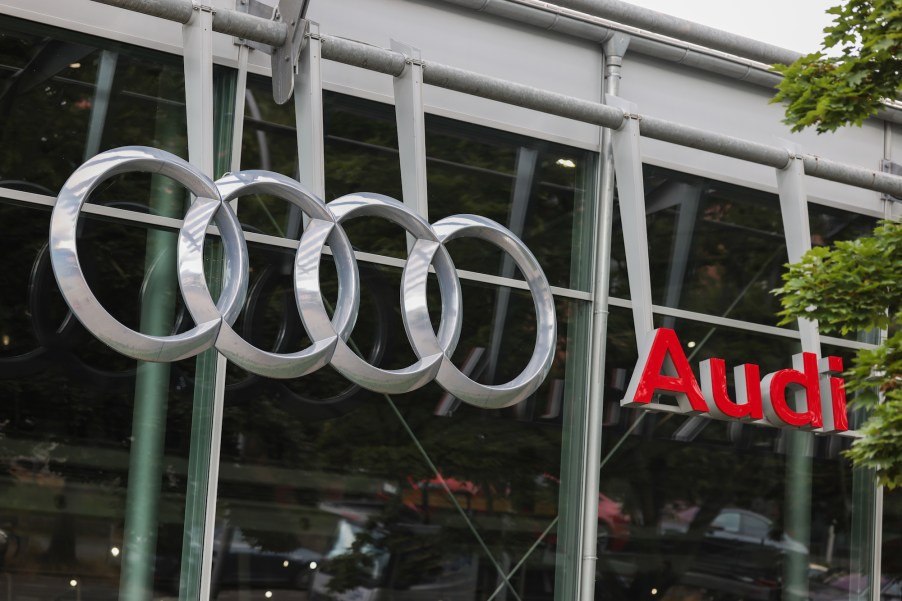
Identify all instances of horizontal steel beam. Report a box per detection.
[318,35,902,199]
[90,0,289,47]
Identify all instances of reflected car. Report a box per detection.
[661,507,806,601]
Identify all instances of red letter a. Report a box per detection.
[622,329,708,414]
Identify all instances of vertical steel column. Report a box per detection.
[118,117,181,601]
[83,50,118,160]
[487,148,538,388]
[576,32,629,601]
[177,7,226,601]
[296,21,325,197]
[660,184,701,329]
[231,43,250,174]
[774,147,817,601]
[391,40,429,227]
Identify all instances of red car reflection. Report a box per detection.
[398,473,631,551]
[541,474,631,552]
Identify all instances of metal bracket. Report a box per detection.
[235,0,309,104]
[234,0,277,52]
[880,160,902,202]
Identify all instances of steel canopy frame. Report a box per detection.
[88,0,902,200]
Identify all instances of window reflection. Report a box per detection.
[238,79,595,291]
[635,165,877,327]
[0,202,198,598]
[0,16,190,198]
[211,239,580,599]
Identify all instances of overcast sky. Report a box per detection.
[620,0,837,54]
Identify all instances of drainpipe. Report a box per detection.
[578,31,630,601]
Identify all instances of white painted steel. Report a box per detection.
[608,97,654,344]
[391,41,430,224]
[295,21,326,198]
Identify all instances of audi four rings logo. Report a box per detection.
[48,146,557,409]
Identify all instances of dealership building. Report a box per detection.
[0,0,900,599]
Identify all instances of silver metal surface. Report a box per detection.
[51,146,557,407]
[269,1,308,105]
[180,170,359,379]
[609,97,654,344]
[391,40,429,226]
[88,0,288,46]
[49,146,248,363]
[295,20,325,197]
[311,193,459,394]
[404,214,557,408]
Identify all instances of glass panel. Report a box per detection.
[237,80,596,291]
[641,165,877,327]
[425,116,596,291]
[205,229,587,599]
[0,15,246,600]
[0,16,189,199]
[0,199,206,598]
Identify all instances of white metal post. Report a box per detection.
[775,145,817,601]
[295,21,325,197]
[391,40,429,231]
[230,43,250,174]
[184,7,215,176]
[181,7,226,601]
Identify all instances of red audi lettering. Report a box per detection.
[818,356,849,432]
[622,328,708,413]
[760,353,823,429]
[700,359,763,421]
[623,329,851,433]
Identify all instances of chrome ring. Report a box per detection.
[403,214,556,408]
[49,146,249,362]
[50,146,557,407]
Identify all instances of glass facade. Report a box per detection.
[0,8,893,601]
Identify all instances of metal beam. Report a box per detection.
[80,2,902,200]
[774,144,817,601]
[89,0,289,47]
